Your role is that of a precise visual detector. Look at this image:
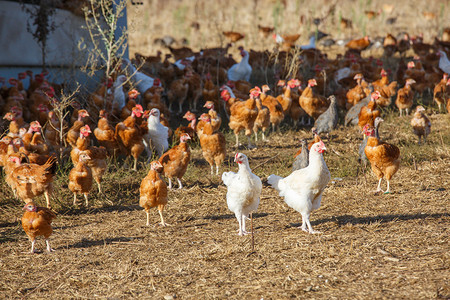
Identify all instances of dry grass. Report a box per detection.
[127,0,449,57]
[0,111,449,299]
[1,0,450,298]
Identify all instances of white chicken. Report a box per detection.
[122,58,161,94]
[227,47,252,82]
[113,75,127,111]
[268,141,330,234]
[222,153,262,236]
[146,108,169,157]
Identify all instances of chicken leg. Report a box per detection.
[300,212,320,234]
[96,181,102,194]
[384,180,391,194]
[235,212,249,236]
[176,178,183,189]
[145,211,150,226]
[375,178,384,194]
[215,164,220,176]
[44,191,51,208]
[158,206,167,227]
[84,193,89,206]
[45,239,53,252]
[73,193,77,206]
[30,239,36,253]
[168,178,173,189]
[133,157,138,171]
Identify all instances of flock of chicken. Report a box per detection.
[1,29,449,253]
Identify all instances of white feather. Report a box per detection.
[146,108,169,157]
[267,142,331,233]
[227,50,252,82]
[222,153,262,235]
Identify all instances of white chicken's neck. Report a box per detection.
[308,150,327,172]
[148,115,160,125]
[238,161,251,174]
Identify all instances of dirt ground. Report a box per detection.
[0,112,449,299]
[1,0,450,298]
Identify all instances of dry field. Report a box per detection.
[1,0,450,299]
[0,112,449,299]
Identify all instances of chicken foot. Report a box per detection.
[300,212,321,234]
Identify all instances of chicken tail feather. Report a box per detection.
[267,174,282,191]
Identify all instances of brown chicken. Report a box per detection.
[433,74,449,112]
[185,67,203,113]
[66,109,89,148]
[346,36,371,52]
[28,121,49,155]
[223,31,245,43]
[159,133,191,189]
[396,79,416,116]
[204,101,222,132]
[6,155,57,208]
[276,79,300,116]
[3,109,27,138]
[358,91,381,133]
[174,111,197,141]
[202,73,220,107]
[167,77,189,114]
[120,89,139,121]
[346,73,371,109]
[225,88,259,148]
[94,110,119,156]
[139,160,168,226]
[22,202,56,253]
[198,113,227,175]
[372,69,397,107]
[69,152,93,206]
[363,121,400,194]
[299,79,330,123]
[115,105,145,170]
[258,25,274,38]
[410,106,431,145]
[261,85,284,131]
[251,87,270,142]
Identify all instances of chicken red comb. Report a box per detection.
[18,72,27,80]
[135,104,143,111]
[128,89,140,99]
[220,89,230,98]
[153,78,161,86]
[371,91,381,100]
[308,79,317,86]
[277,80,285,87]
[234,152,240,161]
[407,61,415,69]
[9,78,17,85]
[288,79,300,88]
[380,69,387,76]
